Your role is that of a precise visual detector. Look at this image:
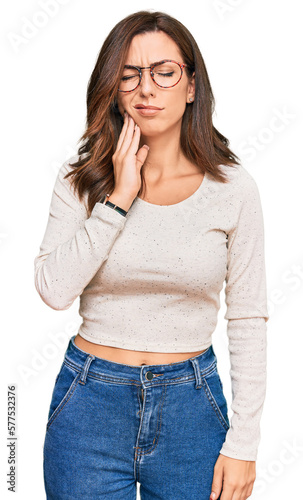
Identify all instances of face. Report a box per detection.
[116,31,195,138]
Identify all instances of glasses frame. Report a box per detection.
[118,59,187,93]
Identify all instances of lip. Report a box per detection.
[134,105,163,116]
[134,105,163,110]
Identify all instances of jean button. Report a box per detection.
[145,371,154,381]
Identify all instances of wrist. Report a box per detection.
[107,191,135,212]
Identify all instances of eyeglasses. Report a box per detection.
[118,59,187,93]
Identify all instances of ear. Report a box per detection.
[187,71,195,101]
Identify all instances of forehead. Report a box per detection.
[125,31,183,65]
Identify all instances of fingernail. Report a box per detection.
[143,145,149,150]
[210,492,216,499]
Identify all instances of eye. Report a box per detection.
[156,71,174,77]
[121,67,140,81]
[121,75,137,81]
[152,62,180,83]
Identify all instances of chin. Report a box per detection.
[139,125,165,138]
[137,118,166,130]
[142,119,179,137]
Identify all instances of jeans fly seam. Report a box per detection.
[136,387,142,418]
[135,384,167,456]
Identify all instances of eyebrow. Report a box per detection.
[124,60,167,68]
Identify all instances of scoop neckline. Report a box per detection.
[135,171,209,208]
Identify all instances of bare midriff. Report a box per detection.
[74,334,207,366]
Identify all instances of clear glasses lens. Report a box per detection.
[153,62,182,87]
[119,67,140,92]
[119,62,182,92]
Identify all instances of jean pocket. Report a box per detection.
[46,361,81,431]
[201,366,230,431]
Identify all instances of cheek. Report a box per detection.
[164,93,187,120]
[116,94,128,115]
[117,96,138,121]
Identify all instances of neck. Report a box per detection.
[139,124,192,181]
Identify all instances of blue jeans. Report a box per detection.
[43,335,230,499]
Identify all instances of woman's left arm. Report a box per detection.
[210,169,269,500]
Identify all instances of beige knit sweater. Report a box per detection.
[34,155,269,461]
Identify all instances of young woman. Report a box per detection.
[34,10,269,500]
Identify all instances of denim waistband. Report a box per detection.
[63,335,218,389]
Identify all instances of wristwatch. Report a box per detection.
[102,194,128,217]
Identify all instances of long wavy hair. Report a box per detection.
[65,10,240,217]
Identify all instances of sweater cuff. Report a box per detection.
[94,200,128,227]
[218,317,268,461]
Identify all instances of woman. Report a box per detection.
[34,10,269,500]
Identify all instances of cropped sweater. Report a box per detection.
[34,154,269,461]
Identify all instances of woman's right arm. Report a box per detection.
[34,113,149,311]
[34,159,131,311]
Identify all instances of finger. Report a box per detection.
[210,465,223,500]
[240,485,251,500]
[219,484,236,500]
[246,484,254,498]
[126,123,141,155]
[119,115,137,155]
[136,145,149,168]
[116,113,129,152]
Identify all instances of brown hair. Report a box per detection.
[65,10,240,216]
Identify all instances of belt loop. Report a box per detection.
[190,357,202,389]
[79,354,95,385]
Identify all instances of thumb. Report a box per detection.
[136,145,149,167]
[210,466,223,500]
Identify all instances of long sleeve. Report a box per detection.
[34,158,127,311]
[219,172,269,461]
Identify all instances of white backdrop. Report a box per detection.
[1,1,302,498]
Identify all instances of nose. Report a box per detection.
[139,68,156,95]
